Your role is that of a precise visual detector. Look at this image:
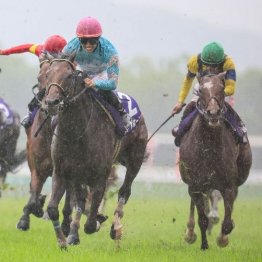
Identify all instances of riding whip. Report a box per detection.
[147,103,186,143]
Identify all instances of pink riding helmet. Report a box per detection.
[76,16,103,38]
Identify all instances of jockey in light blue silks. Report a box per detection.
[63,16,133,134]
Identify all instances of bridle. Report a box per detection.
[196,74,227,123]
[44,58,94,142]
[45,58,87,110]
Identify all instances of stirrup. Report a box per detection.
[172,126,179,137]
[21,114,32,128]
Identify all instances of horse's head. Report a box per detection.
[43,52,83,115]
[196,72,226,127]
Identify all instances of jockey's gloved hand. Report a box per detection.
[172,102,184,115]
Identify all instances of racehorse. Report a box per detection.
[16,56,73,234]
[43,54,148,248]
[0,102,26,197]
[179,73,252,250]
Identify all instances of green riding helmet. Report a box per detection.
[201,42,225,65]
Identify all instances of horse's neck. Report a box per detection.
[58,93,95,136]
[194,115,224,146]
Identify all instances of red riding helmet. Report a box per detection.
[76,16,103,38]
[43,35,67,53]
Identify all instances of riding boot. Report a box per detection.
[224,102,248,144]
[98,90,133,132]
[21,88,46,128]
[172,101,197,137]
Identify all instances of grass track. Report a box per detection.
[0,182,261,262]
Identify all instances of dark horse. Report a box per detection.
[0,102,26,197]
[43,54,148,248]
[179,73,252,250]
[17,56,73,235]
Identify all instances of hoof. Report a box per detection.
[217,234,229,247]
[16,219,30,231]
[201,242,209,250]
[67,234,80,245]
[97,214,108,225]
[110,224,123,240]
[184,231,197,244]
[59,244,68,251]
[31,208,44,218]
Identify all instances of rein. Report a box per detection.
[45,58,95,142]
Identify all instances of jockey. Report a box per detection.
[172,42,248,144]
[0,35,67,128]
[62,16,132,133]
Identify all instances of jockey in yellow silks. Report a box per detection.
[172,42,247,145]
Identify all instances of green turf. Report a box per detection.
[0,182,261,262]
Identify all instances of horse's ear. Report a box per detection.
[61,51,76,63]
[218,71,227,81]
[43,51,55,61]
[69,51,77,63]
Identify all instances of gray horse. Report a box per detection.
[43,54,148,249]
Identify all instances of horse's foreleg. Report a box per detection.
[217,187,237,248]
[61,190,72,237]
[47,173,67,249]
[84,183,106,234]
[190,190,209,250]
[184,199,197,244]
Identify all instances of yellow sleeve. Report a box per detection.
[224,79,235,96]
[223,56,236,96]
[178,55,198,103]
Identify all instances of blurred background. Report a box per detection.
[1,0,262,180]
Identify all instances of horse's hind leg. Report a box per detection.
[17,171,47,231]
[184,199,197,244]
[207,190,222,234]
[110,163,141,241]
[190,190,209,250]
[217,187,237,248]
[67,183,88,245]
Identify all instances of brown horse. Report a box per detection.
[43,54,148,248]
[179,73,252,250]
[16,56,73,235]
[0,106,26,196]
